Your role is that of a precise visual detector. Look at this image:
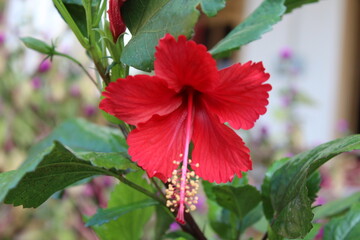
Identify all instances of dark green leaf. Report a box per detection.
[121,0,200,71]
[163,231,196,240]
[203,173,248,202]
[2,142,117,208]
[154,205,174,239]
[21,37,54,55]
[284,223,322,240]
[91,171,155,240]
[213,185,261,219]
[200,0,226,17]
[56,0,101,37]
[239,203,264,234]
[284,0,319,14]
[208,199,234,239]
[210,0,286,57]
[261,158,289,220]
[314,192,360,220]
[323,203,360,240]
[86,199,158,226]
[270,135,360,238]
[306,170,321,203]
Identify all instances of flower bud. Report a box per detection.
[108,0,127,43]
[38,59,52,73]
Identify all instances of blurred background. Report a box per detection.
[0,0,359,239]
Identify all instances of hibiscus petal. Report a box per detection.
[127,105,188,182]
[154,34,218,92]
[191,105,251,183]
[100,75,182,126]
[203,62,271,130]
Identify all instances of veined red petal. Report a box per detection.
[191,104,251,183]
[127,105,188,182]
[154,34,218,92]
[100,75,181,126]
[202,62,271,130]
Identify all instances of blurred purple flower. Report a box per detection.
[83,185,95,197]
[70,85,81,97]
[38,59,52,73]
[279,47,293,59]
[102,176,113,187]
[0,33,5,46]
[314,227,324,240]
[336,119,349,134]
[169,222,180,231]
[320,169,331,188]
[314,196,326,206]
[31,77,42,89]
[281,95,291,107]
[260,126,269,137]
[84,105,97,117]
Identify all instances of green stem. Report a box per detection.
[116,174,165,204]
[94,0,107,27]
[54,51,100,91]
[150,178,166,200]
[83,0,110,85]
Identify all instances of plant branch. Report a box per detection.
[54,51,100,91]
[116,174,165,204]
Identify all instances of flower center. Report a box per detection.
[165,90,199,225]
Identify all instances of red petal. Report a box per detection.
[191,104,251,183]
[127,105,188,182]
[202,62,271,130]
[154,34,218,92]
[100,75,181,126]
[108,0,127,42]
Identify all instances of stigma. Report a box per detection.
[165,157,200,225]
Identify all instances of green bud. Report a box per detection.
[21,37,54,55]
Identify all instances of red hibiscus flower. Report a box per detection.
[108,0,127,42]
[100,34,271,224]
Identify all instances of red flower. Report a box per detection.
[108,0,126,42]
[100,34,271,223]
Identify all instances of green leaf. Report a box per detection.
[203,173,249,202]
[91,171,155,240]
[121,0,200,71]
[28,118,127,158]
[306,170,321,203]
[210,0,286,57]
[76,152,137,170]
[270,135,360,238]
[323,203,360,240]
[62,1,88,36]
[284,0,319,14]
[213,185,261,219]
[200,0,226,17]
[163,231,196,240]
[284,223,322,240]
[208,199,233,239]
[154,205,174,239]
[239,203,264,234]
[86,199,158,226]
[314,192,360,220]
[21,37,54,55]
[261,158,289,220]
[2,142,118,208]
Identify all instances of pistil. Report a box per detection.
[165,91,200,225]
